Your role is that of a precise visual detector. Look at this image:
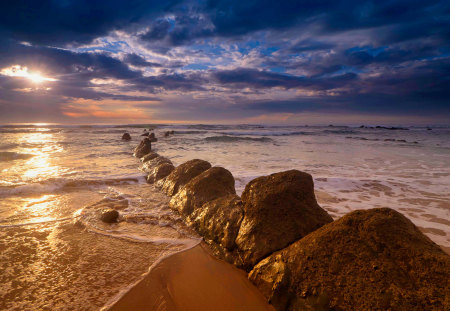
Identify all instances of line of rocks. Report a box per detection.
[129,134,449,311]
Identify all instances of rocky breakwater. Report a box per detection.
[131,137,449,311]
[249,208,450,310]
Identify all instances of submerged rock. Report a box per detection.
[162,159,212,196]
[249,208,450,311]
[169,166,236,216]
[236,170,333,270]
[140,152,160,163]
[148,132,158,142]
[146,162,175,183]
[100,209,119,223]
[134,138,152,158]
[121,133,131,140]
[187,194,243,252]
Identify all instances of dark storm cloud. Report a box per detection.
[122,54,162,67]
[0,0,449,122]
[0,0,181,45]
[213,68,357,90]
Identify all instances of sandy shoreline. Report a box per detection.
[107,242,275,311]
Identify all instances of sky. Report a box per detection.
[0,0,449,125]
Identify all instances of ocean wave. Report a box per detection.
[0,176,145,197]
[216,130,316,137]
[172,130,209,134]
[0,143,19,150]
[0,151,34,161]
[205,135,273,142]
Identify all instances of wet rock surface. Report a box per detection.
[100,209,119,223]
[140,152,160,163]
[169,167,236,216]
[236,170,333,270]
[134,138,152,158]
[162,159,212,196]
[142,156,172,173]
[146,162,175,184]
[249,208,450,311]
[187,194,243,252]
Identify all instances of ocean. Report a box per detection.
[0,124,449,310]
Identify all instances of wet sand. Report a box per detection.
[107,242,275,311]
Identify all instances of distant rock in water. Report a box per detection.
[162,159,212,196]
[134,138,152,158]
[121,132,131,140]
[235,170,333,270]
[140,152,160,163]
[100,209,119,223]
[146,162,175,184]
[164,130,175,137]
[249,208,450,311]
[169,166,236,215]
[140,132,149,136]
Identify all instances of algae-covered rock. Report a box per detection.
[140,152,160,163]
[146,162,175,183]
[249,208,450,311]
[134,138,151,158]
[169,167,236,216]
[100,209,119,223]
[162,159,212,196]
[187,194,243,251]
[142,156,172,173]
[236,170,333,270]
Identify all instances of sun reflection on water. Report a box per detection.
[19,131,64,181]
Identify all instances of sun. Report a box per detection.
[0,65,57,83]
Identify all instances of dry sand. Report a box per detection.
[108,242,275,311]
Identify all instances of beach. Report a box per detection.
[0,124,449,310]
[108,242,275,311]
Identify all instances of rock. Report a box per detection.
[146,162,175,183]
[169,167,236,216]
[161,159,212,196]
[249,208,450,311]
[187,194,243,252]
[149,132,155,139]
[164,130,175,137]
[235,170,333,270]
[134,138,152,158]
[149,137,158,142]
[142,156,172,173]
[140,152,160,163]
[100,209,119,223]
[121,133,131,140]
[141,132,149,136]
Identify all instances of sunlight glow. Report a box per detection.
[0,65,57,83]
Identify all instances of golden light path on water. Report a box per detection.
[18,130,65,223]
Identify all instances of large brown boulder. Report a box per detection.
[146,162,175,183]
[249,208,450,311]
[134,138,152,158]
[187,194,243,253]
[236,170,333,270]
[142,156,172,173]
[162,159,212,196]
[140,152,159,163]
[169,167,236,216]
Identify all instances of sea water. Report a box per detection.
[0,124,449,310]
